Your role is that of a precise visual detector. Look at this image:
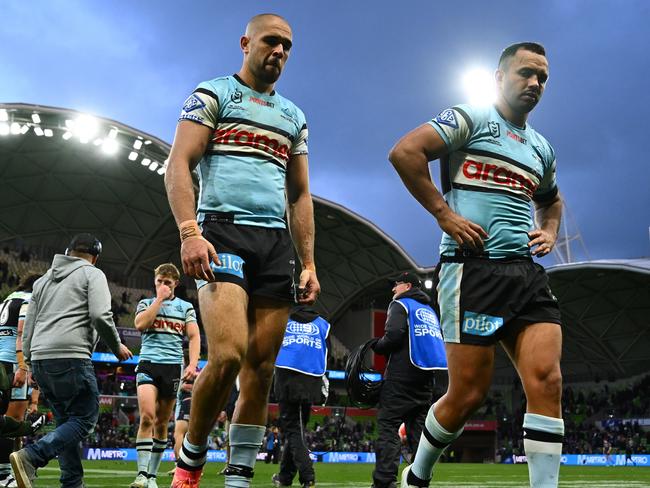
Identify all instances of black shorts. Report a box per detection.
[1,361,28,401]
[175,391,192,422]
[198,214,296,301]
[436,255,562,345]
[136,361,182,399]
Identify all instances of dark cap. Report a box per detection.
[389,271,421,288]
[66,233,102,257]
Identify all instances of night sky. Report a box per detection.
[3,0,648,266]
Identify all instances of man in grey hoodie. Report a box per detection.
[10,233,132,488]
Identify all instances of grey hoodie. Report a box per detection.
[23,254,121,363]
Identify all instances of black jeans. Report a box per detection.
[372,380,433,488]
[276,401,314,485]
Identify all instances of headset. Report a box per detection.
[65,233,102,257]
[344,338,384,409]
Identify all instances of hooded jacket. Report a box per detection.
[23,254,121,363]
[372,287,435,384]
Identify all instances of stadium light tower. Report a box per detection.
[461,67,496,106]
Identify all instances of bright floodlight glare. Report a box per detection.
[101,138,119,155]
[31,113,41,124]
[93,138,103,146]
[20,125,29,135]
[0,123,9,136]
[43,129,53,137]
[10,123,20,135]
[34,127,44,136]
[108,128,118,139]
[62,131,73,140]
[141,158,151,166]
[133,139,143,150]
[462,68,496,106]
[148,161,158,171]
[128,151,138,161]
[73,114,99,140]
[424,279,433,290]
[144,140,152,145]
[156,166,166,175]
[0,109,8,122]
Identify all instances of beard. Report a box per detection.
[252,59,282,84]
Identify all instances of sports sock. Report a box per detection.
[147,437,167,478]
[225,423,265,488]
[135,437,152,476]
[411,404,463,481]
[523,413,564,488]
[177,435,208,472]
[0,436,13,478]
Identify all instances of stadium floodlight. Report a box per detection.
[0,109,7,122]
[108,128,118,139]
[72,114,99,141]
[148,161,159,171]
[101,138,119,155]
[43,128,53,137]
[31,113,41,124]
[20,125,30,135]
[157,166,166,175]
[462,67,496,106]
[133,139,143,150]
[128,151,138,161]
[0,123,9,136]
[10,123,20,135]
[93,138,103,146]
[424,279,433,290]
[62,131,73,140]
[34,126,44,136]
[141,158,151,166]
[144,140,152,145]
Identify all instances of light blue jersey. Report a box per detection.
[178,74,309,229]
[0,291,30,363]
[429,104,558,258]
[136,297,197,364]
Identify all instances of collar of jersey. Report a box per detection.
[493,105,527,132]
[233,73,276,97]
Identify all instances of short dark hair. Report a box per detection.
[17,273,40,292]
[498,42,546,68]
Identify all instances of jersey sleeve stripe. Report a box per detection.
[195,87,220,105]
[453,106,474,134]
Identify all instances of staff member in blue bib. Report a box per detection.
[371,272,447,488]
[272,306,329,488]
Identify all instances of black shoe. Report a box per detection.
[30,415,47,435]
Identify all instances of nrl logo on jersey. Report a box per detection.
[230,89,243,104]
[488,121,500,138]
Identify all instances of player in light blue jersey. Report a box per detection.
[166,13,320,488]
[0,274,41,487]
[391,42,564,488]
[131,263,200,488]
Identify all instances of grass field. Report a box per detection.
[29,460,650,487]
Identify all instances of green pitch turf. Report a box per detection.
[32,461,649,487]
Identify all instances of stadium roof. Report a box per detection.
[0,103,420,319]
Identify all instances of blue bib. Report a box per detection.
[275,316,330,376]
[396,298,447,370]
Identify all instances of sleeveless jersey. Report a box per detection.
[178,74,309,229]
[275,316,330,376]
[136,297,196,364]
[429,104,558,258]
[0,291,30,363]
[395,298,447,370]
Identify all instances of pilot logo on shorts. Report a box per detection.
[434,109,458,129]
[211,253,245,279]
[462,311,504,336]
[231,89,243,104]
[183,94,205,113]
